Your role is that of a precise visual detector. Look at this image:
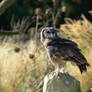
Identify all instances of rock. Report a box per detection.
[43,73,81,92]
[88,88,92,92]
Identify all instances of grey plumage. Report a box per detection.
[41,27,90,73]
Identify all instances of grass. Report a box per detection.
[0,13,92,92]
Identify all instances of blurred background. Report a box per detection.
[0,0,92,92]
[0,0,92,30]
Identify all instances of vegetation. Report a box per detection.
[0,0,92,29]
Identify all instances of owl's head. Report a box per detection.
[40,27,58,43]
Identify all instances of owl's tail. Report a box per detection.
[77,63,90,73]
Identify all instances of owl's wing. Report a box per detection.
[48,38,79,59]
[47,38,79,61]
[55,38,78,47]
[47,38,90,73]
[53,38,88,63]
[47,37,78,48]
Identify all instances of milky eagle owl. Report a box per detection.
[40,27,90,74]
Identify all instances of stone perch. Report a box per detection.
[88,88,92,92]
[43,73,81,92]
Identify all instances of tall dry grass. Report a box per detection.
[0,40,48,92]
[0,14,92,92]
[0,18,48,92]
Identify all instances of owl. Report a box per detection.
[40,27,90,74]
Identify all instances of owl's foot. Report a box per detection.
[51,71,65,78]
[51,71,59,77]
[51,68,68,78]
[51,68,63,76]
[58,72,69,76]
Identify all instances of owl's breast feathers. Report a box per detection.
[46,38,90,73]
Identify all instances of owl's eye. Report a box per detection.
[46,31,50,33]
